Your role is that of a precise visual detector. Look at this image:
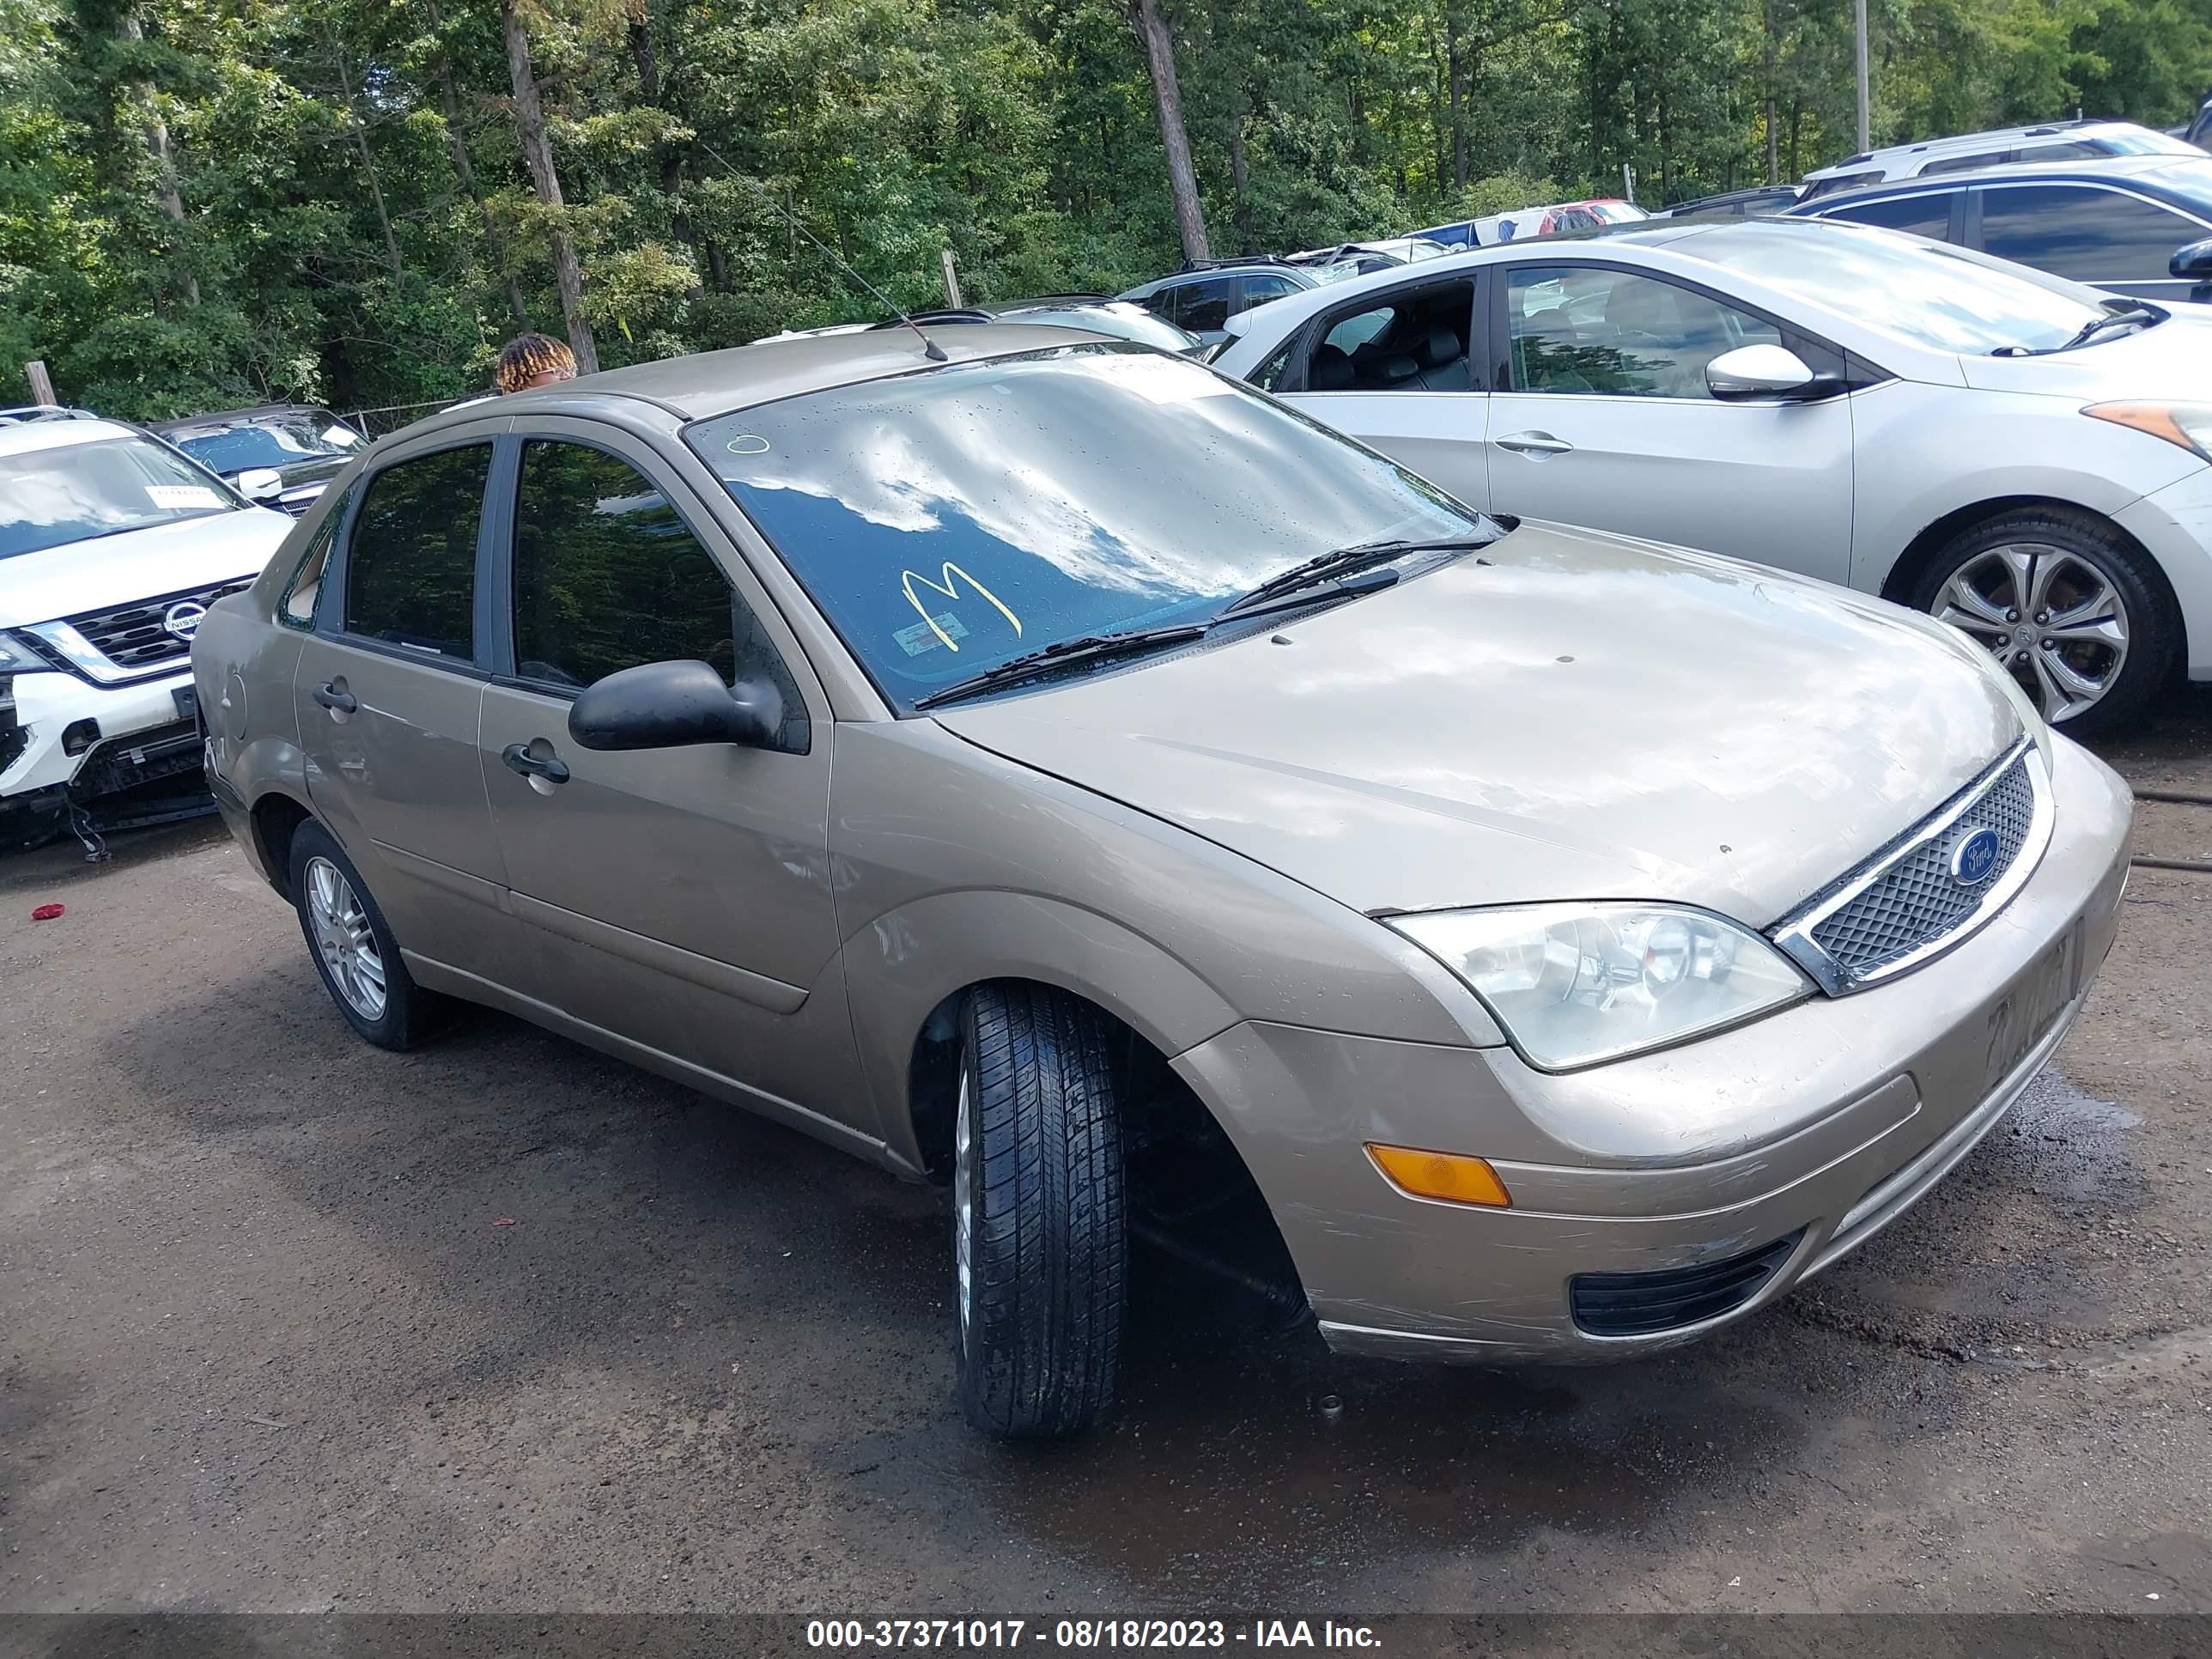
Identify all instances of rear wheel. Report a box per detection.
[954,983,1126,1439]
[1908,507,2179,738]
[288,818,447,1051]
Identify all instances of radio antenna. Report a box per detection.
[695,142,946,362]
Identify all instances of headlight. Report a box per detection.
[2083,401,2212,462]
[1388,902,1812,1070]
[0,630,46,673]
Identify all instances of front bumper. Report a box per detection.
[1173,735,2134,1362]
[1,666,204,803]
[2113,464,2212,681]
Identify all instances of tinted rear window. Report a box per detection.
[343,444,489,659]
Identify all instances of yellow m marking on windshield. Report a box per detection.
[901,563,1023,653]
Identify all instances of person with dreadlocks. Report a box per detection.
[494,331,580,394]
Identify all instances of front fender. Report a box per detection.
[842,888,1243,1172]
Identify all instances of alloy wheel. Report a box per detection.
[1931,542,2130,724]
[305,855,387,1021]
[951,1070,977,1353]
[954,1067,975,1353]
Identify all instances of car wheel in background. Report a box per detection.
[287,817,448,1051]
[954,981,1126,1439]
[1909,506,2179,738]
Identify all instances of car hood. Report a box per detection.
[0,507,295,629]
[1960,309,2212,399]
[933,523,2025,924]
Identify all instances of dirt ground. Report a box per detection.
[3,696,2209,1618]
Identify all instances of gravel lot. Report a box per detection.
[3,697,2210,1616]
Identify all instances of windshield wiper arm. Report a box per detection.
[1217,536,1493,619]
[912,623,1212,710]
[1996,302,2163,356]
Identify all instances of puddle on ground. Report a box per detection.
[839,1254,1808,1601]
[1992,1068,2142,1208]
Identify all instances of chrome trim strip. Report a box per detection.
[1768,737,2052,996]
[23,618,142,684]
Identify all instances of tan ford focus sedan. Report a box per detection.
[193,327,2132,1437]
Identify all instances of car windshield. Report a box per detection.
[688,343,1487,711]
[0,434,238,561]
[168,415,361,474]
[1686,219,2129,353]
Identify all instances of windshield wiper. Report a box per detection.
[1994,302,2163,356]
[1216,536,1493,619]
[913,623,1212,710]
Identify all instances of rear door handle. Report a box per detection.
[1496,430,1574,455]
[501,742,571,785]
[311,681,356,714]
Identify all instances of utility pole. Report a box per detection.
[1854,0,1871,149]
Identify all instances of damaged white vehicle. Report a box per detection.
[1,408,293,853]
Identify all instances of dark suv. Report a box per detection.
[151,404,368,516]
[1115,260,1319,347]
[1790,154,2212,303]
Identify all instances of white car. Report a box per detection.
[1799,118,2202,201]
[1,408,294,849]
[1212,216,2212,734]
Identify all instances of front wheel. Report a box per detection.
[954,983,1126,1439]
[1908,507,2179,738]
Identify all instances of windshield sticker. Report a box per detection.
[146,484,223,510]
[725,434,772,456]
[320,424,360,447]
[900,563,1022,653]
[894,611,970,657]
[1079,351,1236,405]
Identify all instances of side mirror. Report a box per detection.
[568,659,781,752]
[237,466,283,499]
[2168,236,2212,282]
[2171,236,2212,302]
[1705,343,1820,400]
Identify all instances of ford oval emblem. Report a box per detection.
[1949,826,2002,888]
[162,600,207,641]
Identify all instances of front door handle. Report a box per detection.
[311,681,356,714]
[501,742,571,785]
[1495,430,1574,455]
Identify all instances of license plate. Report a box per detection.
[173,684,199,721]
[1982,927,2077,1093]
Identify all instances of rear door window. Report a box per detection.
[342,444,489,659]
[1170,276,1237,333]
[1822,191,1957,240]
[1303,282,1476,392]
[1978,184,2204,281]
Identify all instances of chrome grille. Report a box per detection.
[36,579,253,678]
[1770,738,2052,996]
[1809,753,2036,978]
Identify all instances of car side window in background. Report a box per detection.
[1825,191,1955,240]
[510,441,807,750]
[1507,267,1782,398]
[1978,185,2203,281]
[342,445,488,658]
[1917,149,2011,177]
[1241,273,1302,305]
[1304,283,1474,392]
[1250,340,1297,392]
[1172,276,1236,333]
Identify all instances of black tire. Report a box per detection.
[288,818,447,1051]
[954,982,1126,1439]
[1905,506,2179,739]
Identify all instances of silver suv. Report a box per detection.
[196,329,2130,1437]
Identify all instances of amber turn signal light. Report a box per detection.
[1365,1142,1512,1207]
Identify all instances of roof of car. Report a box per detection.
[1797,151,2212,207]
[403,324,1115,434]
[1802,118,2175,178]
[148,403,334,433]
[0,414,142,457]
